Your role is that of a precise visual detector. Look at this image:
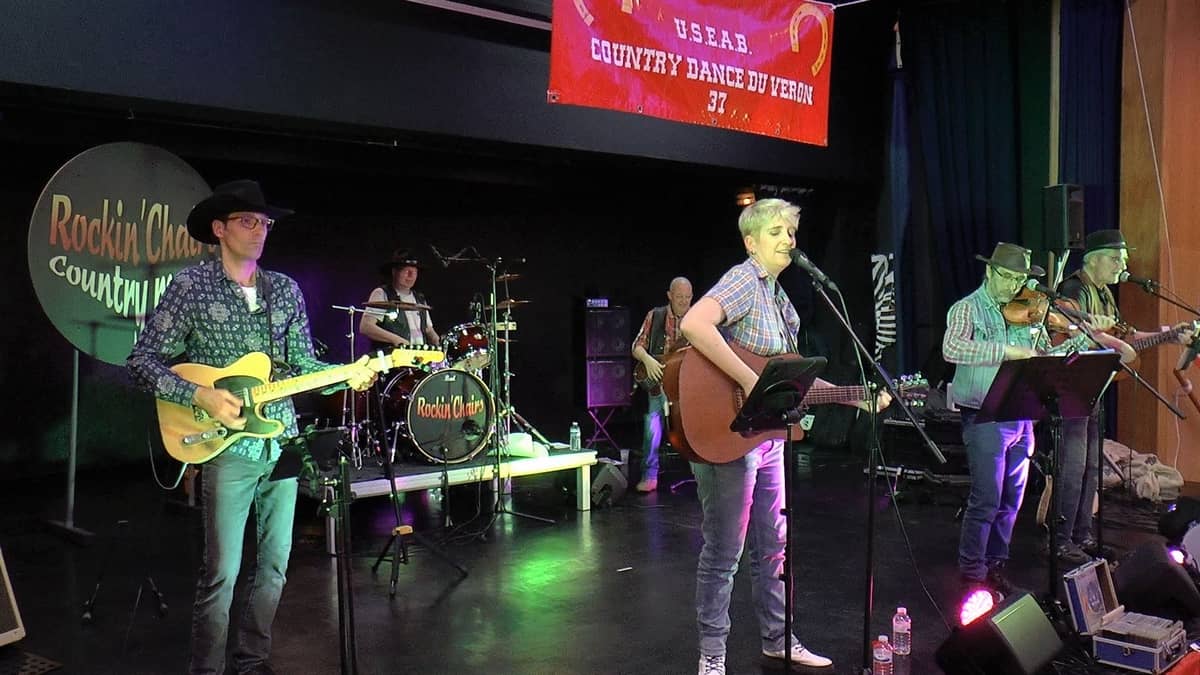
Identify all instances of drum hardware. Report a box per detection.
[496,273,522,283]
[363,299,432,312]
[484,299,530,312]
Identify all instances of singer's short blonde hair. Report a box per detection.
[738,198,800,239]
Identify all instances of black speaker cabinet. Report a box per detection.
[0,546,25,647]
[584,308,632,358]
[935,592,1062,675]
[586,359,631,408]
[1043,184,1085,251]
[591,462,628,507]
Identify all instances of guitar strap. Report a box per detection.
[648,305,669,355]
[771,279,798,355]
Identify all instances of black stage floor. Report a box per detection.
[0,445,1186,674]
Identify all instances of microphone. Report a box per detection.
[789,249,838,290]
[1119,271,1158,290]
[1026,279,1063,300]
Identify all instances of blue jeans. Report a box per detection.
[958,413,1034,581]
[692,439,796,657]
[191,451,297,675]
[1055,414,1099,547]
[642,391,667,480]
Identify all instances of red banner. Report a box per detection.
[548,0,835,146]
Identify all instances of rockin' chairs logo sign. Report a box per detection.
[548,0,835,146]
[27,142,212,365]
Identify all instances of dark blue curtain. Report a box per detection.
[905,4,1023,304]
[1060,0,1122,240]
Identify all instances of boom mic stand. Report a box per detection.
[805,278,944,675]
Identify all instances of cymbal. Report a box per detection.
[485,299,530,311]
[365,300,431,311]
[497,273,522,283]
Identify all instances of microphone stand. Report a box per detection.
[806,279,944,675]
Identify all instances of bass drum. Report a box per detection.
[379,368,495,463]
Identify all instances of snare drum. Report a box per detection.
[441,322,490,371]
[378,368,495,463]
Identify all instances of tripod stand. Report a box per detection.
[80,518,169,627]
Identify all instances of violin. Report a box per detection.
[1002,287,1075,333]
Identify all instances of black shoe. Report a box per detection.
[1056,542,1093,569]
[1077,537,1116,560]
[986,562,1018,597]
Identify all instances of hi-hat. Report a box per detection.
[497,273,522,283]
[365,300,431,311]
[485,299,530,311]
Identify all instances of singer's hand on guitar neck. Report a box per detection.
[193,386,247,429]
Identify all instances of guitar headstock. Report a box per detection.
[894,373,930,406]
[361,346,447,372]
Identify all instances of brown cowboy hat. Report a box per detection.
[1084,229,1135,254]
[379,248,424,276]
[974,242,1045,277]
[185,179,294,245]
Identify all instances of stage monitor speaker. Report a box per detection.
[1043,184,1085,251]
[586,359,631,408]
[591,463,627,507]
[1159,496,1200,541]
[0,546,26,647]
[1114,541,1200,620]
[935,592,1062,675]
[584,308,631,358]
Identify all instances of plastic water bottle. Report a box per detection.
[871,635,893,675]
[892,607,911,656]
[569,422,581,451]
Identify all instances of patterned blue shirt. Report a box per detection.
[704,257,800,357]
[127,259,331,462]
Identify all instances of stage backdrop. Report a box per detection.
[27,142,212,365]
[548,0,835,146]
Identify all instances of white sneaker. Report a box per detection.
[762,643,833,668]
[635,477,658,492]
[697,654,726,675]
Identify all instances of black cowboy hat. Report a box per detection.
[185,179,294,245]
[378,248,424,276]
[1084,229,1135,254]
[974,242,1045,277]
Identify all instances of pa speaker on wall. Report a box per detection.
[1043,183,1085,251]
[584,308,631,358]
[0,546,25,647]
[586,359,631,408]
[935,592,1062,675]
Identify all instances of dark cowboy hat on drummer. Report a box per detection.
[378,249,424,276]
[185,179,294,245]
[974,242,1045,277]
[1084,229,1135,254]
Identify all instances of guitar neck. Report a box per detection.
[251,364,358,404]
[801,385,868,406]
[1130,329,1177,352]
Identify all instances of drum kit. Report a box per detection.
[315,273,536,470]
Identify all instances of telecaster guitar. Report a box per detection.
[663,344,928,464]
[156,346,444,464]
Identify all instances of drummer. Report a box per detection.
[361,249,440,350]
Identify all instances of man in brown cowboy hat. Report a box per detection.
[360,248,440,350]
[128,179,377,675]
[942,242,1099,598]
[1053,229,1194,566]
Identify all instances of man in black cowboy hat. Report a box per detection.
[943,243,1099,597]
[128,179,376,675]
[1053,229,1194,566]
[360,249,439,350]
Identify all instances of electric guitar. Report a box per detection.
[156,346,444,464]
[663,344,928,464]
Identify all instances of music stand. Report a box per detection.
[730,355,824,675]
[975,350,1120,603]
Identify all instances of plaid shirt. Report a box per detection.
[128,259,331,462]
[633,305,685,356]
[943,284,1091,409]
[705,257,800,357]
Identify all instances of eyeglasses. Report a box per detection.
[225,214,275,232]
[990,266,1026,283]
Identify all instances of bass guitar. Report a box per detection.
[663,343,927,464]
[156,346,444,464]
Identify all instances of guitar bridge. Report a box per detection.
[182,426,227,446]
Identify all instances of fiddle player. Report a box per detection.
[1052,230,1193,566]
[943,243,1100,597]
[360,249,439,350]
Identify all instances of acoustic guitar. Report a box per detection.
[663,343,927,464]
[156,346,444,464]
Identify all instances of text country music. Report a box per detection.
[48,255,174,334]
